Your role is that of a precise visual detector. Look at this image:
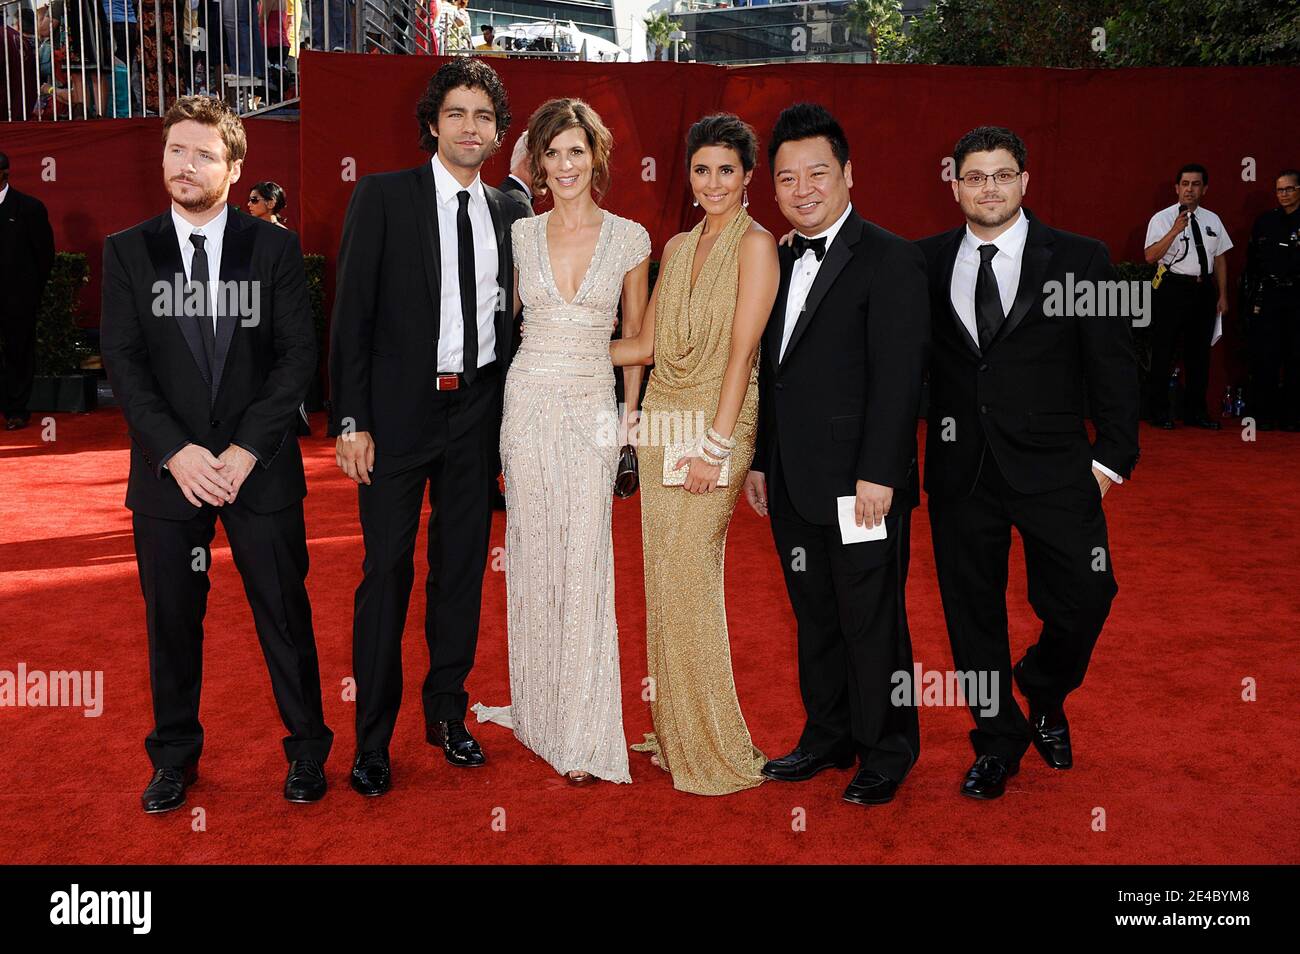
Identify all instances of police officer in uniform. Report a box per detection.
[1242,170,1300,431]
[1144,163,1233,429]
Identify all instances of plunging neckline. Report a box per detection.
[684,210,743,298]
[542,209,610,306]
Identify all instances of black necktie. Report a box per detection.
[189,232,216,372]
[456,190,478,384]
[792,233,827,261]
[1189,213,1210,277]
[974,243,1005,352]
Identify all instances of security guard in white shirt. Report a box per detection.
[1144,163,1233,429]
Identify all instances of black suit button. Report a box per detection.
[980,404,990,414]
[775,383,784,391]
[978,363,989,372]
[210,419,220,428]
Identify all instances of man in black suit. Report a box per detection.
[101,96,332,813]
[330,59,530,796]
[917,126,1139,799]
[744,104,929,807]
[497,131,534,208]
[0,152,56,430]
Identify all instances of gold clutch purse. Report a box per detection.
[662,443,730,487]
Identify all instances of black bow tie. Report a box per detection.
[792,233,828,261]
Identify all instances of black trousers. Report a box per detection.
[132,498,333,769]
[352,366,499,754]
[1148,276,1218,421]
[1247,288,1300,426]
[767,447,919,782]
[928,448,1116,764]
[0,303,38,418]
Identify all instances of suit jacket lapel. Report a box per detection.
[940,228,981,357]
[764,244,794,372]
[144,214,211,390]
[211,206,254,404]
[409,163,443,341]
[992,212,1053,348]
[779,210,863,368]
[484,186,511,361]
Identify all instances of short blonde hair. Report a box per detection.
[527,98,613,201]
[161,95,247,165]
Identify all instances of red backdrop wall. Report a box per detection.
[5,55,1299,397]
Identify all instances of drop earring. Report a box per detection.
[692,196,700,207]
[742,188,749,208]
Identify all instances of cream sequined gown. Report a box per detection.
[472,210,650,783]
[630,208,766,795]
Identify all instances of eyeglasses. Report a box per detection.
[957,169,1021,188]
[1277,186,1298,196]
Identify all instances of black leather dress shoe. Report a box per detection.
[141,764,198,814]
[842,769,898,806]
[350,750,391,796]
[5,415,30,431]
[760,746,856,782]
[427,720,486,767]
[1186,417,1222,430]
[1014,660,1072,769]
[960,754,1018,800]
[1151,417,1176,429]
[1027,709,1073,769]
[284,759,327,802]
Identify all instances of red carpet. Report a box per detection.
[1,410,1296,864]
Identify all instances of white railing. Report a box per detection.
[2,0,585,122]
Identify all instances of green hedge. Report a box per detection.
[35,252,91,375]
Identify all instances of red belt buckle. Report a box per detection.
[436,374,460,391]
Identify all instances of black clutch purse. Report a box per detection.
[614,443,639,498]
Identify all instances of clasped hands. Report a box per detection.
[167,443,257,508]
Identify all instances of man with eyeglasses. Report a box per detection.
[1242,170,1300,431]
[1144,163,1233,430]
[916,126,1139,800]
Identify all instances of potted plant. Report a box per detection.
[30,251,96,413]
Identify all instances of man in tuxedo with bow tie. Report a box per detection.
[744,103,929,807]
[916,126,1139,799]
[329,59,530,796]
[101,95,333,813]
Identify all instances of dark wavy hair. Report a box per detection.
[953,126,1026,176]
[768,103,848,172]
[1176,162,1209,185]
[415,59,512,154]
[686,113,759,173]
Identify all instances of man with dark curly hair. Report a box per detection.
[329,59,531,797]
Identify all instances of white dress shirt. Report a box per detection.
[430,153,499,372]
[779,201,854,361]
[1144,203,1233,275]
[0,183,9,205]
[949,209,1122,484]
[171,204,228,333]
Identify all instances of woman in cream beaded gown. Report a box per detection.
[611,114,780,795]
[472,99,650,785]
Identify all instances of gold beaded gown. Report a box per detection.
[630,208,766,795]
[472,210,650,783]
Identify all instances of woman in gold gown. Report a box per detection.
[611,114,779,795]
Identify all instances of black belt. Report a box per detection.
[434,360,499,391]
[1162,272,1210,284]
